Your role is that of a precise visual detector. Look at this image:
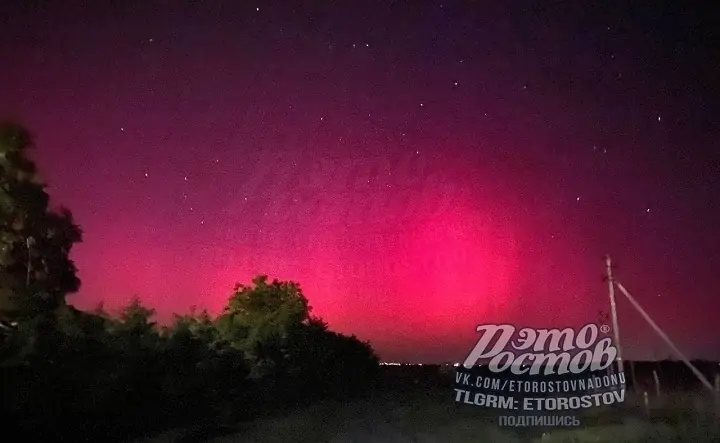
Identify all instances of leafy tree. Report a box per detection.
[216,275,380,404]
[108,296,162,362]
[165,308,219,345]
[0,122,381,440]
[115,296,157,333]
[283,320,380,400]
[217,275,311,354]
[0,122,82,320]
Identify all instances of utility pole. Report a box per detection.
[26,236,35,288]
[604,253,716,398]
[605,255,624,374]
[615,281,715,393]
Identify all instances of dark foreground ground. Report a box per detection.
[128,387,720,443]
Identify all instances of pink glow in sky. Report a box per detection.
[2,1,720,362]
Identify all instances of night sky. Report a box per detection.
[2,1,719,362]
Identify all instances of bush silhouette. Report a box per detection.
[0,122,380,442]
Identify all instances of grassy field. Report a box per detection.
[129,387,720,442]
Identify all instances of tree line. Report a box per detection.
[0,122,380,442]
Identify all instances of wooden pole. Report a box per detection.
[615,281,715,393]
[715,374,720,423]
[652,369,661,397]
[26,237,34,288]
[605,255,624,374]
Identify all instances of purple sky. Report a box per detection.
[1,1,719,361]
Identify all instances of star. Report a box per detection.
[6,0,717,365]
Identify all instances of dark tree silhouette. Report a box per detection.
[0,122,380,442]
[0,122,82,320]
